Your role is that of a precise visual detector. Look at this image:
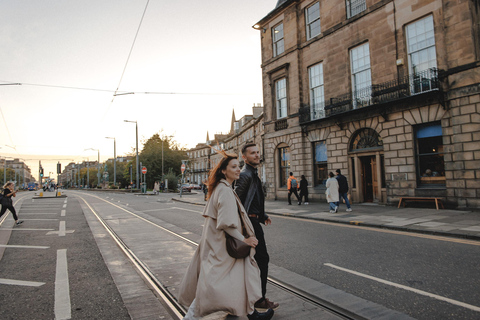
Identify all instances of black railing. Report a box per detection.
[299,68,440,123]
[275,118,288,131]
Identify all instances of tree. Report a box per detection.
[139,133,187,189]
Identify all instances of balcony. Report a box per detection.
[299,68,441,124]
[275,118,288,131]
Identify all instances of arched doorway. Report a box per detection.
[349,128,385,203]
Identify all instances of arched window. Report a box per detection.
[349,128,383,152]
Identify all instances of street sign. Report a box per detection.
[142,166,147,174]
[181,164,186,173]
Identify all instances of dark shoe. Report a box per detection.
[15,220,23,225]
[254,298,279,312]
[248,309,274,320]
[298,202,301,205]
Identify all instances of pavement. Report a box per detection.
[172,192,480,241]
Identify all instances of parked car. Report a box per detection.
[189,184,201,190]
[181,184,192,192]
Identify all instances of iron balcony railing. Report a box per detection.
[299,68,440,123]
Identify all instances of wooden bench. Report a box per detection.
[398,197,444,210]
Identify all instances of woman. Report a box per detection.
[299,175,309,205]
[178,151,274,320]
[1,182,22,225]
[325,172,339,213]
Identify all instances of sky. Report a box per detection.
[0,0,278,179]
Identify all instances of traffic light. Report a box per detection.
[57,163,61,174]
[129,165,132,175]
[40,168,44,177]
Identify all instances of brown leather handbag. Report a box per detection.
[225,208,250,259]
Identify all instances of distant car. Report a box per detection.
[181,184,192,192]
[189,184,201,190]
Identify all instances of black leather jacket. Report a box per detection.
[235,163,268,224]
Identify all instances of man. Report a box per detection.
[287,172,301,205]
[335,169,352,211]
[235,143,279,312]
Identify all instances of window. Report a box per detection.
[279,146,290,187]
[415,122,445,186]
[275,78,287,119]
[346,0,366,18]
[308,63,325,120]
[314,141,328,186]
[406,15,437,75]
[350,43,372,108]
[273,23,284,57]
[306,2,321,40]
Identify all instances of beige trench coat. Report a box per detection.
[326,177,339,203]
[178,179,261,317]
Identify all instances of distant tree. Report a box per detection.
[139,133,187,189]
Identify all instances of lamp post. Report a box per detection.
[162,135,174,181]
[85,148,100,187]
[124,120,139,189]
[105,137,116,187]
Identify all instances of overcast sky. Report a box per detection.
[0,0,277,178]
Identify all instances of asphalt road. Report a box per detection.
[93,191,480,320]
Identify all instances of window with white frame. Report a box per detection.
[350,42,372,108]
[308,62,325,120]
[406,15,437,74]
[406,15,438,94]
[306,2,321,40]
[275,78,287,119]
[273,23,284,57]
[346,0,366,19]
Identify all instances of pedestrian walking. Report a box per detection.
[1,182,23,225]
[153,181,160,195]
[178,150,274,320]
[326,172,339,213]
[299,175,309,204]
[202,180,208,201]
[287,172,301,205]
[235,143,279,312]
[335,169,352,211]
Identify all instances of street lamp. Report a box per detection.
[84,148,100,187]
[105,137,116,187]
[124,120,139,189]
[162,135,174,181]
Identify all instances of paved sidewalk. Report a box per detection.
[173,192,480,240]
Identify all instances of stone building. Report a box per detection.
[188,105,265,185]
[253,0,480,208]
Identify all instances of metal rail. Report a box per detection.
[78,193,363,320]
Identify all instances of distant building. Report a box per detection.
[254,0,480,208]
[0,158,34,186]
[188,105,265,185]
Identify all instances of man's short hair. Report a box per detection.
[336,169,341,174]
[289,172,293,176]
[241,143,257,155]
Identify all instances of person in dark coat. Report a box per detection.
[335,169,352,211]
[299,175,309,204]
[1,182,23,225]
[235,143,279,312]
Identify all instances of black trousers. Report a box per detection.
[0,204,18,221]
[249,217,269,300]
[299,191,309,203]
[288,188,300,204]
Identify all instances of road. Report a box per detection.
[1,190,479,319]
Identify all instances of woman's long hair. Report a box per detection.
[3,181,13,190]
[206,149,237,200]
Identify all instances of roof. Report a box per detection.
[254,0,295,27]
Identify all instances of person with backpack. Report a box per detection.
[335,169,352,212]
[287,172,301,205]
[1,182,23,226]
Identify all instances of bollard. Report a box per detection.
[39,191,43,197]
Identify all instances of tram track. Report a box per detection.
[77,192,365,320]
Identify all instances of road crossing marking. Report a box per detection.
[61,210,66,217]
[171,207,203,214]
[46,221,74,236]
[0,244,49,249]
[63,204,67,208]
[0,278,45,287]
[55,249,71,319]
[325,263,480,312]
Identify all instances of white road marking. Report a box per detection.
[59,221,66,236]
[55,249,71,319]
[171,207,203,214]
[62,204,67,208]
[325,263,480,312]
[0,245,49,249]
[3,228,55,231]
[61,210,66,217]
[0,278,45,287]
